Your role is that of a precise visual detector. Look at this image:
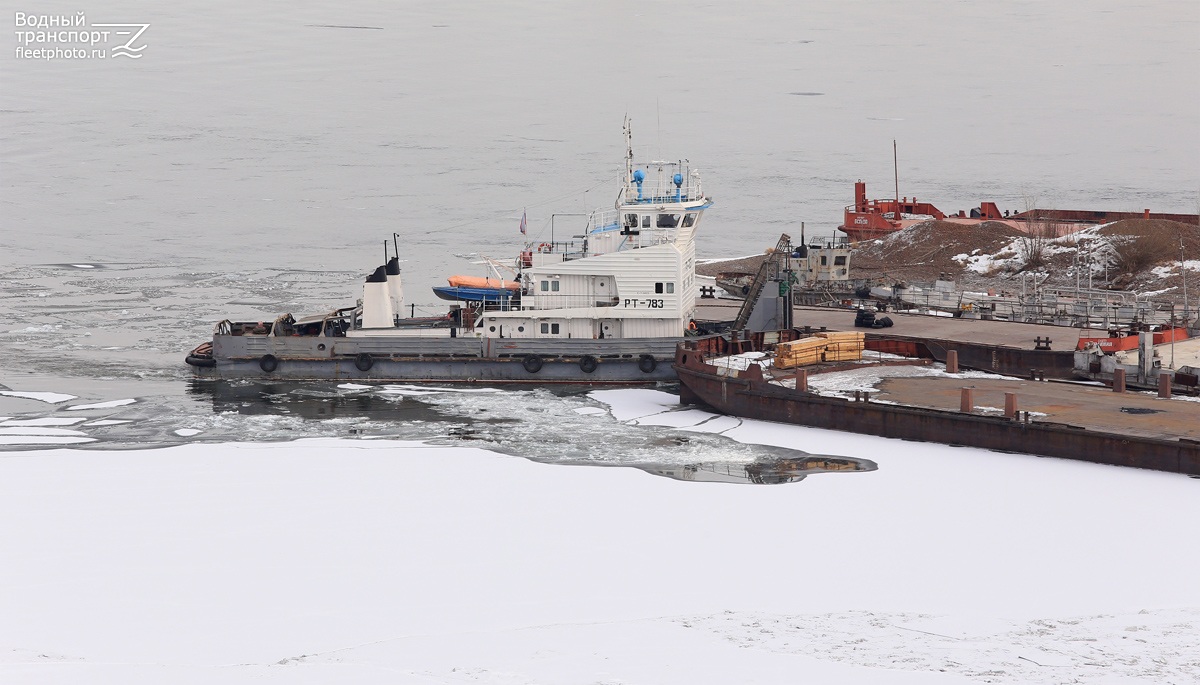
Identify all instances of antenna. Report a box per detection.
[393,232,400,263]
[383,240,388,264]
[893,140,900,221]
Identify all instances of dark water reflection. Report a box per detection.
[187,380,877,486]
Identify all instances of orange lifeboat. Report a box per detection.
[446,275,520,290]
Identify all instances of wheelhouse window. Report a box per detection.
[657,214,680,228]
[682,213,696,227]
[834,255,847,265]
[641,215,651,228]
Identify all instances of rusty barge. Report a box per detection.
[837,179,1199,242]
[673,336,1200,476]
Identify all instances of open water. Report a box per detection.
[1,1,1197,473]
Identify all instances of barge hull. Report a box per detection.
[674,350,1200,476]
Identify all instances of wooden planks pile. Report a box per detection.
[819,331,866,362]
[774,331,865,368]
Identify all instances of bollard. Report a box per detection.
[1004,392,1018,419]
[946,349,959,374]
[1113,368,1126,393]
[1159,372,1172,399]
[960,388,974,413]
[794,369,808,392]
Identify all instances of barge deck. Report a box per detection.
[697,302,1093,378]
[674,339,1200,475]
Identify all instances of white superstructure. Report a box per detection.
[481,120,712,340]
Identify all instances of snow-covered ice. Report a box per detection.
[64,399,137,411]
[0,389,1196,684]
[0,391,77,404]
[0,418,86,427]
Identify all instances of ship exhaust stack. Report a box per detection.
[385,256,404,316]
[361,265,395,329]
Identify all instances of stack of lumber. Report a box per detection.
[775,336,828,368]
[774,331,866,368]
[817,331,865,362]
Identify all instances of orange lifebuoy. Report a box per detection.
[538,242,552,253]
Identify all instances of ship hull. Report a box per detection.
[188,335,681,383]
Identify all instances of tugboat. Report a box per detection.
[185,120,714,383]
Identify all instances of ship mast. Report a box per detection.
[624,116,634,183]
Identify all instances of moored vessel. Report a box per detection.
[186,121,714,383]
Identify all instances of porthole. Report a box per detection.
[489,326,496,332]
[518,326,525,332]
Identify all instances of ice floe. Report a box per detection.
[0,435,95,445]
[65,398,137,410]
[0,390,77,404]
[0,417,86,427]
[0,427,87,436]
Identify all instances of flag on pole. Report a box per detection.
[519,208,527,235]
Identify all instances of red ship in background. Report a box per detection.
[837,180,1198,242]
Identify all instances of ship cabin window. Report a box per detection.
[834,255,847,266]
[551,281,560,292]
[655,282,663,294]
[540,323,548,334]
[666,282,675,294]
[541,322,560,335]
[821,255,828,266]
[625,213,639,227]
[552,323,560,334]
[657,214,680,228]
[540,281,549,292]
[641,215,651,228]
[682,213,696,227]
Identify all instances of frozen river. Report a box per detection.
[1,4,1199,680]
[1,0,1196,450]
